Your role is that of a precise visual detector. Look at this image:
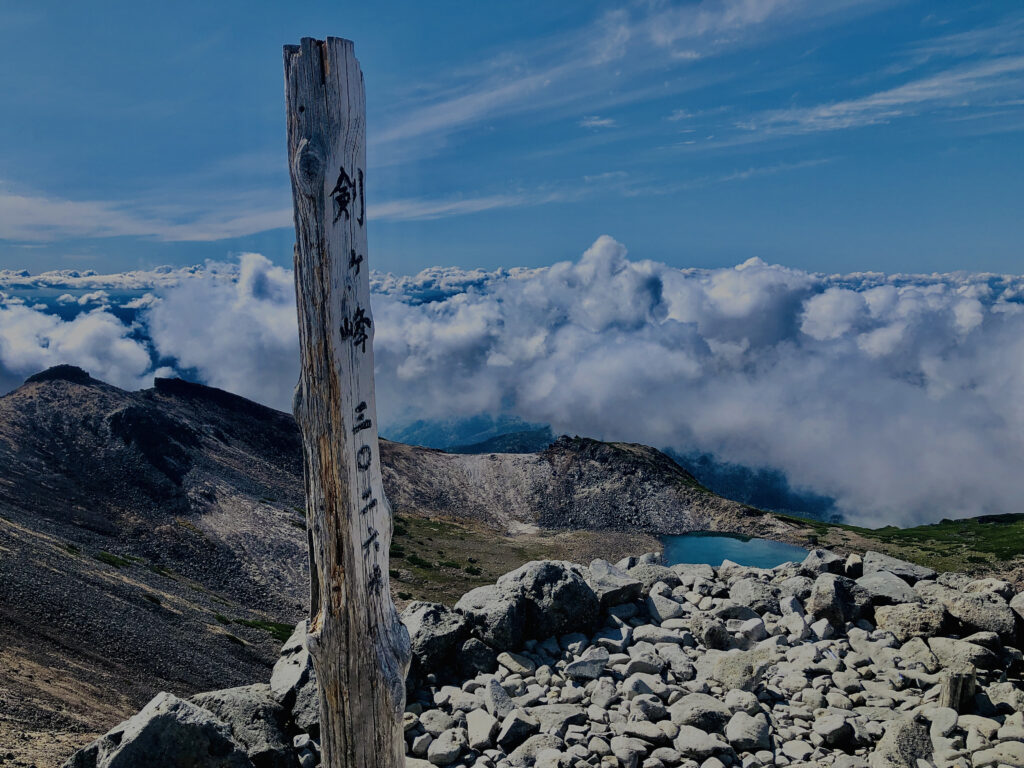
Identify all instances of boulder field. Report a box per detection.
[65,550,1024,768]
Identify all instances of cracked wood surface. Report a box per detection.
[284,36,410,768]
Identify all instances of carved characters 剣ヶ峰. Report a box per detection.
[329,166,356,224]
[357,169,365,227]
[349,248,364,274]
[353,401,372,434]
[329,166,366,226]
[340,307,372,353]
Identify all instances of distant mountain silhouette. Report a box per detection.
[400,416,838,521]
[668,450,839,521]
[447,427,555,454]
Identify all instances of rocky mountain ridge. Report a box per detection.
[0,366,784,764]
[66,548,1024,768]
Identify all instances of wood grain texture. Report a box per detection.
[939,663,976,713]
[284,37,410,768]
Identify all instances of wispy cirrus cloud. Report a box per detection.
[620,158,832,197]
[369,158,826,222]
[739,55,1024,135]
[369,191,569,223]
[370,0,889,158]
[0,149,834,240]
[0,182,290,243]
[899,14,1024,66]
[4,2,1021,249]
[582,171,628,184]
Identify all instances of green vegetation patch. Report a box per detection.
[212,612,294,643]
[146,563,174,578]
[405,553,433,569]
[93,550,134,568]
[388,513,571,605]
[232,618,294,644]
[860,514,1024,560]
[773,511,1024,573]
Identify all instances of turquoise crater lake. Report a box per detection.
[662,533,808,569]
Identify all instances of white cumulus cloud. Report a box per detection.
[0,305,154,393]
[3,239,1024,527]
[145,253,299,409]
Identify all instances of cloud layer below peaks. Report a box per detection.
[3,238,1024,526]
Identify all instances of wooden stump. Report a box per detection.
[284,37,410,768]
[939,663,976,713]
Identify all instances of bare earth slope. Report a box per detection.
[382,436,793,540]
[0,366,787,764]
[0,368,310,761]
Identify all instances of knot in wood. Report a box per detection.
[292,138,325,197]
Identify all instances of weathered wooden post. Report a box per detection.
[939,662,976,713]
[284,37,411,768]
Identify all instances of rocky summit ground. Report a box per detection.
[67,548,1024,768]
[0,366,775,765]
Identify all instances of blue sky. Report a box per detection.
[1,0,1022,276]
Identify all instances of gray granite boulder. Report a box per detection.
[856,570,920,606]
[496,560,600,638]
[942,589,1017,641]
[564,646,610,680]
[691,613,731,650]
[496,710,540,751]
[269,622,312,711]
[807,573,870,627]
[1009,591,1024,622]
[626,563,682,592]
[290,670,319,736]
[402,601,469,676]
[779,575,814,601]
[454,584,526,649]
[862,551,936,583]
[927,637,998,669]
[456,637,498,677]
[726,711,771,751]
[801,548,845,576]
[709,647,777,692]
[63,692,252,768]
[868,716,931,768]
[190,685,293,768]
[669,692,732,733]
[507,734,565,768]
[586,558,642,608]
[729,578,780,615]
[874,602,945,641]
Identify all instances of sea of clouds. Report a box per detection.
[2,236,1023,527]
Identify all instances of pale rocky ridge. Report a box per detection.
[66,549,1024,768]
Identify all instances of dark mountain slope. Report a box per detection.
[446,427,555,454]
[0,367,310,753]
[0,366,792,759]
